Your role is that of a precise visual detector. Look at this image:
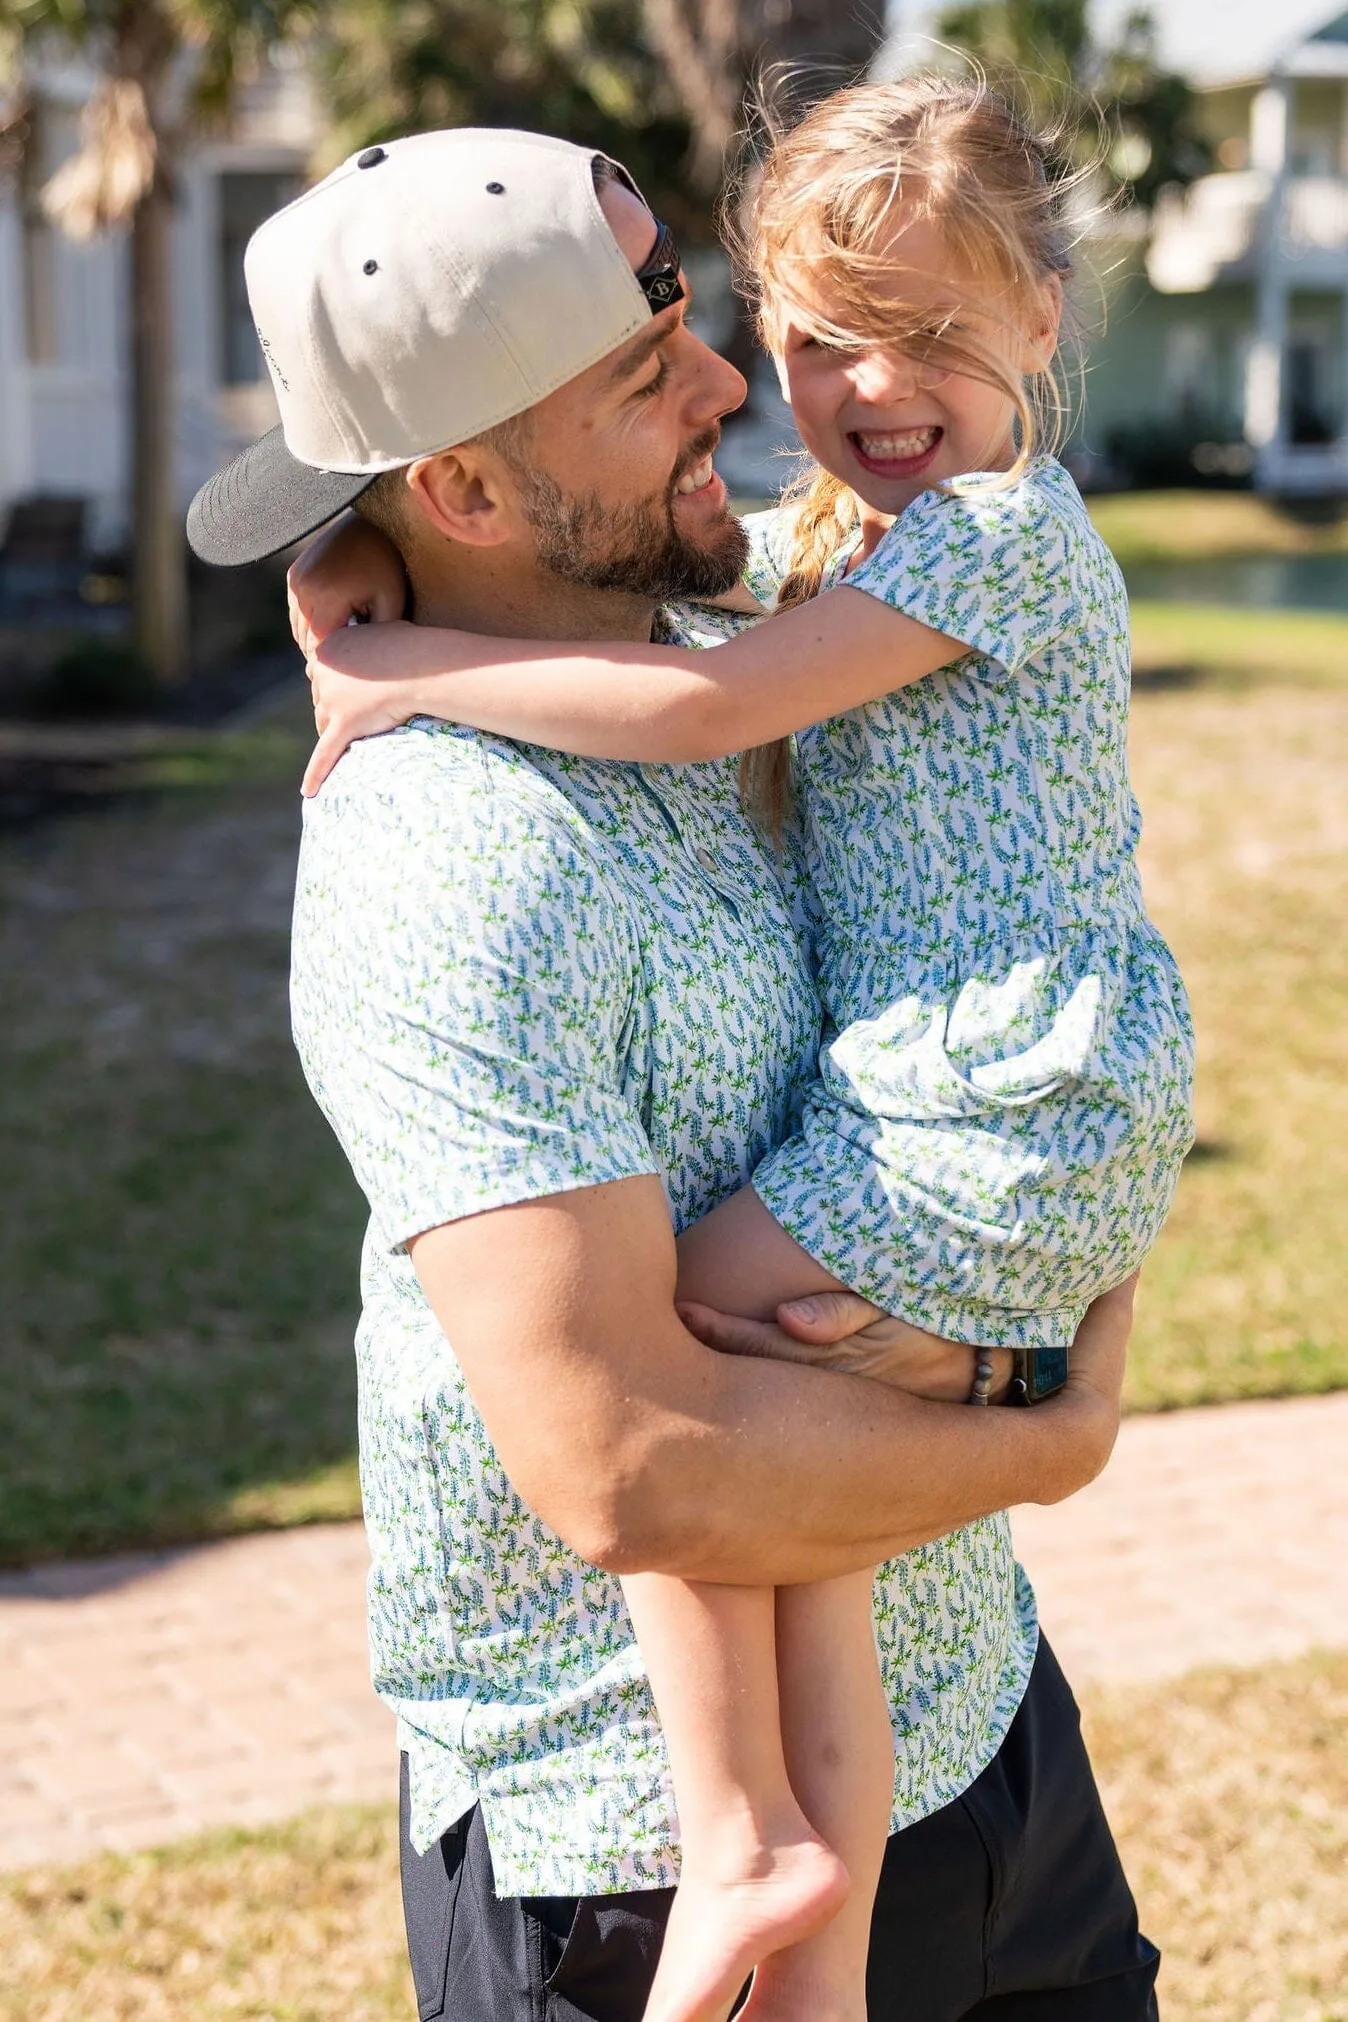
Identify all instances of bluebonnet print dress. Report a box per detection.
[749,458,1195,1347]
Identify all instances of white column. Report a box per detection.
[1247,76,1293,489]
[1250,77,1291,175]
[0,183,35,523]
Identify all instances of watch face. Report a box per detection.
[1010,1345,1070,1403]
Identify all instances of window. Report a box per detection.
[1164,324,1214,424]
[21,213,58,366]
[219,171,302,384]
[1287,334,1336,445]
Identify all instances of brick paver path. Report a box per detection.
[3,1391,1346,1871]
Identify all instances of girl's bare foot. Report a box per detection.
[644,1832,849,2022]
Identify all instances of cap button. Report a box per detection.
[357,147,388,169]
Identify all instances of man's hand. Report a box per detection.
[286,511,408,659]
[680,1273,1138,1474]
[679,1292,1014,1404]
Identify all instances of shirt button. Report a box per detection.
[695,846,716,871]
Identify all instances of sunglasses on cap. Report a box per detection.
[635,218,685,313]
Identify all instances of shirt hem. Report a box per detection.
[403,1606,1043,1892]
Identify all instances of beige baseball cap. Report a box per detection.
[188,127,675,566]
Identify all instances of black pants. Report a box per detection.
[400,1638,1160,2021]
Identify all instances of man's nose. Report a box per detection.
[848,347,922,405]
[685,330,749,426]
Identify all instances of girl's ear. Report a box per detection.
[405,448,515,549]
[1023,273,1063,375]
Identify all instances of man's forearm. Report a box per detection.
[411,1177,1122,1585]
[603,1345,1104,1583]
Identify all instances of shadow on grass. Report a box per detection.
[1131,663,1200,692]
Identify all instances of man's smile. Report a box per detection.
[674,456,716,496]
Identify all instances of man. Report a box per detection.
[188,128,1157,2020]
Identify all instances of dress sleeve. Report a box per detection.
[845,469,1080,674]
[290,737,657,1251]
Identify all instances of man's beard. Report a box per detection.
[513,434,749,604]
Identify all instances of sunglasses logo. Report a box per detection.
[636,218,685,315]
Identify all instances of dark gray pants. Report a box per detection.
[400,1638,1160,2021]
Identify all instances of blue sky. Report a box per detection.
[891,1,1347,84]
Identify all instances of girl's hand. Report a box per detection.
[302,620,449,796]
[286,512,407,658]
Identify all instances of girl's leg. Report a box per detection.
[622,1573,850,2022]
[744,1572,893,2022]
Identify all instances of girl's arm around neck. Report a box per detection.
[304,589,965,787]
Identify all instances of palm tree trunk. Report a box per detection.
[130,164,186,683]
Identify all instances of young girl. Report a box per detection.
[292,78,1193,2022]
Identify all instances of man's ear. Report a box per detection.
[404,446,516,548]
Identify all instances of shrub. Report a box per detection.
[34,639,159,719]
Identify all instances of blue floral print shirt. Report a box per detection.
[747,461,1195,1347]
[290,596,1039,1897]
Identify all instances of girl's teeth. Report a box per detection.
[857,427,938,459]
[675,459,714,496]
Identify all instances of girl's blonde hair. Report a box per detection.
[730,73,1082,833]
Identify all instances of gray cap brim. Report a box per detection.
[186,424,378,566]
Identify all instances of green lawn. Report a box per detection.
[4,1651,1344,2020]
[1,602,1345,1565]
[1089,487,1348,565]
[1125,627,1348,1409]
[0,706,367,1566]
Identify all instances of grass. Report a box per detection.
[0,700,368,1566]
[1,1651,1343,2020]
[1088,489,1348,566]
[1,601,1346,1562]
[1124,621,1348,1409]
[1132,598,1348,692]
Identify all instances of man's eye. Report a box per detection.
[635,356,671,400]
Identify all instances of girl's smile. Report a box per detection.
[848,424,945,482]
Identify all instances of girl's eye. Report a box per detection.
[635,356,672,400]
[800,334,858,360]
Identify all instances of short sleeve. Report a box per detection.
[846,466,1080,674]
[290,731,657,1249]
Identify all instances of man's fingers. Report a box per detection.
[301,727,348,799]
[676,1302,795,1361]
[775,1289,887,1343]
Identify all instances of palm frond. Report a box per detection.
[42,71,156,235]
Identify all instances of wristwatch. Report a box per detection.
[1006,1346,1070,1405]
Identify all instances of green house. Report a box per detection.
[1084,8,1348,493]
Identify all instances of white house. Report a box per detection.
[0,49,320,554]
[1080,7,1348,494]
